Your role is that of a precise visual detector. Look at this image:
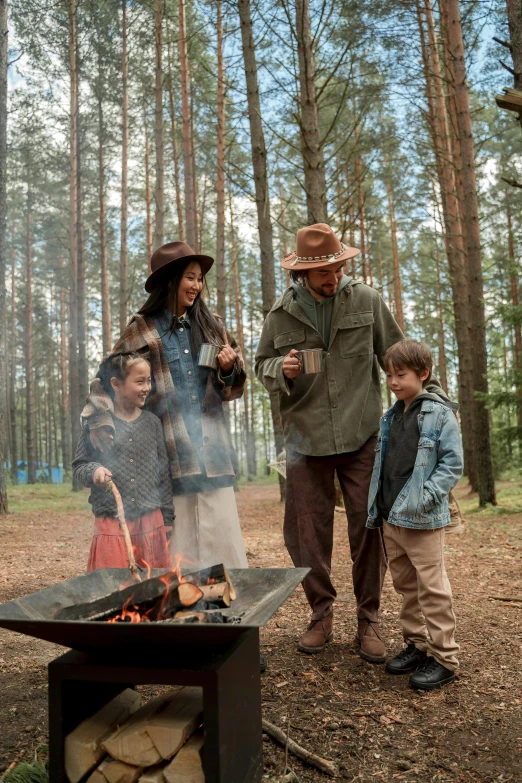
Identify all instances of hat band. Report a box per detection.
[289,245,347,267]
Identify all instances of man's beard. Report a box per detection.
[306,280,339,299]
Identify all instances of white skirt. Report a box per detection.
[171,486,249,572]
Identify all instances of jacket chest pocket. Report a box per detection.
[416,436,435,467]
[164,348,181,387]
[337,311,374,357]
[274,328,306,355]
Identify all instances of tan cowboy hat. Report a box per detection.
[281,223,360,271]
[145,241,214,292]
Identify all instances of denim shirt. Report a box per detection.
[154,310,236,495]
[367,398,463,530]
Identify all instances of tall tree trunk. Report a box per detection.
[178,0,196,248]
[76,120,88,432]
[166,34,184,240]
[506,193,522,440]
[153,0,164,250]
[237,0,284,497]
[120,0,129,331]
[419,0,476,487]
[59,264,71,475]
[190,80,199,252]
[229,195,254,479]
[10,242,17,484]
[97,70,112,356]
[443,0,496,505]
[295,0,327,223]
[434,234,448,393]
[0,0,6,511]
[144,109,153,261]
[25,184,36,484]
[68,0,81,491]
[506,0,522,129]
[355,128,367,282]
[215,1,226,318]
[385,174,404,331]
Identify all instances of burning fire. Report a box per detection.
[107,595,151,623]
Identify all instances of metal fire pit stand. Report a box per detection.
[48,628,262,783]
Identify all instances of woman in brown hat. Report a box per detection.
[81,241,249,573]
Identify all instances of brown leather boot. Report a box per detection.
[298,612,334,654]
[355,619,386,663]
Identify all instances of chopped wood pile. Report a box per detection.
[65,688,204,783]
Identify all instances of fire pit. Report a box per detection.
[0,567,307,783]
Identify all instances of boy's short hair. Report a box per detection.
[384,340,433,388]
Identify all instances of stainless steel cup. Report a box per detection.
[297,348,325,374]
[197,343,221,369]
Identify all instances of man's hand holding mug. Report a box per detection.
[283,348,302,379]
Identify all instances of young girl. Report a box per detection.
[73,352,173,572]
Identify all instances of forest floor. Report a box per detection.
[0,480,521,782]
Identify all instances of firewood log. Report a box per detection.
[102,759,143,783]
[85,758,111,783]
[138,764,167,783]
[65,689,142,783]
[177,583,204,607]
[102,692,177,767]
[162,731,204,783]
[199,582,231,607]
[103,688,203,766]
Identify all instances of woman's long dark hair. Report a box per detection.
[138,260,224,353]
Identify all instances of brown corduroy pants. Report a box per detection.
[284,437,387,623]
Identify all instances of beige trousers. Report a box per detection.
[171,486,248,573]
[383,521,459,671]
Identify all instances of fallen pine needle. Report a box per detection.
[262,718,337,777]
[489,595,522,603]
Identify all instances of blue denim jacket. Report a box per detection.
[367,398,463,530]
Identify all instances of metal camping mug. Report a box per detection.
[198,343,221,369]
[297,348,325,374]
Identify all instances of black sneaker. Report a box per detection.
[260,654,267,673]
[409,656,455,690]
[385,643,427,675]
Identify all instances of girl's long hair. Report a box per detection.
[138,260,224,353]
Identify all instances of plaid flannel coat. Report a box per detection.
[81,313,246,480]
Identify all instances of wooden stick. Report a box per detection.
[489,595,522,603]
[106,479,140,580]
[262,719,337,778]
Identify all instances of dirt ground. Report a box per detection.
[1,482,521,781]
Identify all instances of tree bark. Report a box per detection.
[179,0,196,248]
[354,127,367,282]
[153,0,164,250]
[237,0,284,497]
[506,193,522,439]
[144,108,153,261]
[166,34,184,240]
[25,184,36,484]
[443,0,496,505]
[97,63,112,356]
[295,0,327,223]
[385,174,404,331]
[10,241,17,484]
[59,261,71,476]
[418,0,476,487]
[506,0,522,128]
[120,0,129,331]
[215,1,226,318]
[0,0,7,511]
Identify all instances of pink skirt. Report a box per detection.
[87,509,172,572]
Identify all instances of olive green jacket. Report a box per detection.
[255,277,407,456]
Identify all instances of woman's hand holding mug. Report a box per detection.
[283,349,302,379]
[217,344,237,373]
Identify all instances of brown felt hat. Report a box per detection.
[145,241,214,292]
[281,223,360,271]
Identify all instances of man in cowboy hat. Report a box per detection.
[255,223,450,662]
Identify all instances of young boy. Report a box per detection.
[367,340,463,690]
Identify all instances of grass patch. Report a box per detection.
[458,477,522,518]
[3,761,48,783]
[5,483,91,515]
